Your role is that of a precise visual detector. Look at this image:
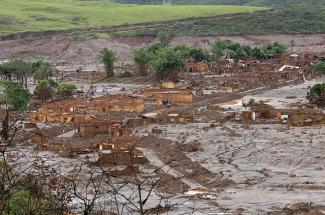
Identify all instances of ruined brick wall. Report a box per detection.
[99,149,147,166]
[111,128,132,137]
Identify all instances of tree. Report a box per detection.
[31,60,56,81]
[158,32,170,47]
[0,80,30,140]
[133,48,152,76]
[189,48,208,62]
[314,61,325,75]
[148,43,165,55]
[242,45,252,56]
[211,40,227,60]
[263,42,287,56]
[0,59,32,89]
[251,47,266,60]
[98,48,117,78]
[151,48,184,81]
[69,165,104,215]
[173,44,192,60]
[58,82,77,99]
[34,80,57,104]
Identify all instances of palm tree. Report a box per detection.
[98,48,117,78]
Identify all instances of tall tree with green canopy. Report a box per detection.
[174,44,192,60]
[189,48,208,62]
[0,59,32,89]
[211,40,226,60]
[133,48,152,76]
[0,80,30,140]
[34,80,58,104]
[151,47,184,81]
[31,60,56,81]
[98,48,117,78]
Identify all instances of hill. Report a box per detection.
[0,0,265,36]
[113,0,323,7]
[116,4,325,37]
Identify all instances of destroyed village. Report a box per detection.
[0,0,325,215]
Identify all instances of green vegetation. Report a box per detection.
[58,82,77,97]
[0,80,30,111]
[4,189,51,215]
[174,44,208,62]
[0,80,30,140]
[0,59,32,89]
[117,5,325,37]
[314,61,325,75]
[133,41,209,80]
[34,80,58,103]
[133,48,153,76]
[0,0,264,36]
[31,60,56,80]
[211,40,286,60]
[114,0,322,7]
[151,47,184,81]
[135,40,285,80]
[307,83,325,107]
[98,48,118,77]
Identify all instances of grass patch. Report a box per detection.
[0,0,265,35]
[114,5,325,37]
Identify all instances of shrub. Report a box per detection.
[314,61,325,75]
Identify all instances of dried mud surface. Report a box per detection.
[1,34,325,71]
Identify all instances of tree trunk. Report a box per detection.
[138,185,144,215]
[106,66,114,78]
[138,63,147,76]
[1,110,9,140]
[25,76,28,90]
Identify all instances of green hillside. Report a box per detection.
[0,0,265,35]
[113,0,323,7]
[116,5,325,37]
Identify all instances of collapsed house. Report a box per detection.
[98,148,147,167]
[185,62,209,73]
[288,107,325,126]
[239,102,282,122]
[96,136,147,167]
[31,95,145,123]
[140,89,193,104]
